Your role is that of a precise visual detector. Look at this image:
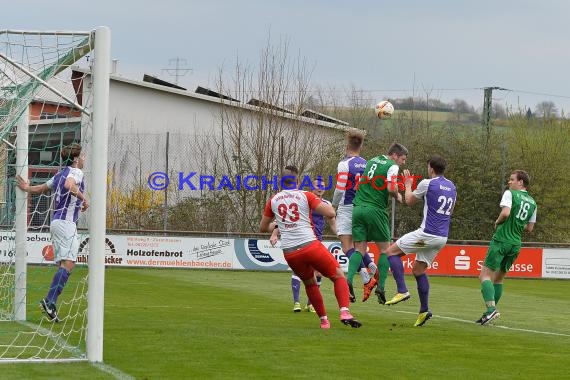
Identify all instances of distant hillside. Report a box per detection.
[394,109,480,124]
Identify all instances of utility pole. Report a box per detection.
[481,86,508,185]
[482,86,509,134]
[162,57,192,85]
[482,87,493,135]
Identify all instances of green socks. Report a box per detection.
[378,253,389,291]
[494,283,503,305]
[481,280,496,312]
[347,251,363,284]
[347,251,389,290]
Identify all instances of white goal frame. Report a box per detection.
[86,25,110,364]
[3,26,110,363]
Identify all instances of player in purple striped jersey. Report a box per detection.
[16,143,89,322]
[383,155,456,327]
[332,130,379,302]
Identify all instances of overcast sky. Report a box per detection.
[5,0,570,113]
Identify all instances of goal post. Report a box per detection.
[0,26,110,363]
[14,109,28,323]
[87,26,110,363]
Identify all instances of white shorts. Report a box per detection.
[336,205,353,236]
[395,229,447,266]
[50,219,79,263]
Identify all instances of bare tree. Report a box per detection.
[452,98,471,122]
[535,101,558,118]
[492,103,507,119]
[187,37,346,232]
[106,133,165,229]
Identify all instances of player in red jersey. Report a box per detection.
[259,166,361,329]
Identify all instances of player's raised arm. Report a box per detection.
[259,197,276,232]
[332,160,349,207]
[326,215,337,236]
[259,215,276,233]
[406,170,427,207]
[315,201,335,219]
[386,165,403,204]
[305,190,335,218]
[16,175,51,194]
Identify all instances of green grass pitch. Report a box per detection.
[2,268,569,379]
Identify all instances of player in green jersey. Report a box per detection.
[477,170,537,325]
[347,142,408,303]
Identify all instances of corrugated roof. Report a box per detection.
[195,86,239,102]
[301,109,350,126]
[71,66,354,132]
[247,99,294,114]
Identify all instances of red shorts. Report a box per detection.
[284,240,339,281]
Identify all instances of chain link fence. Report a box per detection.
[106,126,345,233]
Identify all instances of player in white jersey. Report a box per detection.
[270,178,337,313]
[260,166,360,329]
[16,143,89,322]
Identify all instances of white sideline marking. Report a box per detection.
[92,362,135,380]
[392,309,570,337]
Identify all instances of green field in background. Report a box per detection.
[2,269,569,379]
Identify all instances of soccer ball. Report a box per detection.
[375,100,394,119]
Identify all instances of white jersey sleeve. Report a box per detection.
[68,167,84,185]
[412,179,430,199]
[386,164,399,183]
[499,190,512,208]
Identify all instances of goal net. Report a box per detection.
[0,28,109,362]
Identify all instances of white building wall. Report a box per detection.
[80,72,347,205]
[108,80,220,136]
